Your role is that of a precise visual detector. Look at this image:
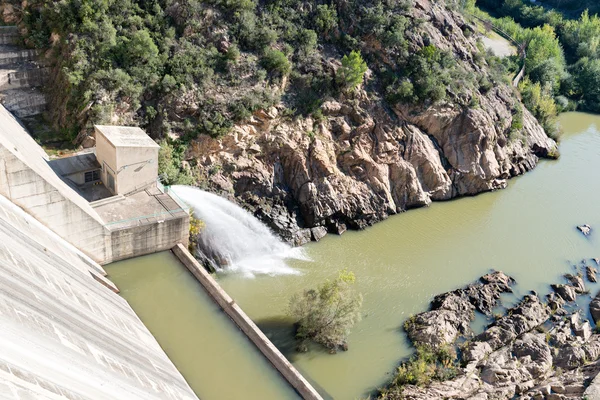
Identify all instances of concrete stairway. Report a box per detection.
[0,26,48,118]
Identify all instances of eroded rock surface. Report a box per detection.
[380,273,600,400]
[185,0,557,244]
[404,271,514,348]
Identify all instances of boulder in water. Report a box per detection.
[564,273,586,294]
[311,226,327,242]
[591,292,600,324]
[577,224,592,236]
[552,284,577,302]
[587,266,598,283]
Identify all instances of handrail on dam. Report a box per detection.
[172,244,324,400]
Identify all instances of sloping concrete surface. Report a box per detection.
[0,193,198,400]
[0,104,109,262]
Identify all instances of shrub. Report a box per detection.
[337,51,368,91]
[315,4,338,36]
[519,77,559,138]
[510,103,524,138]
[392,345,459,389]
[158,140,195,186]
[261,49,292,77]
[288,269,363,352]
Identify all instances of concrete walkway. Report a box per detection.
[481,32,516,58]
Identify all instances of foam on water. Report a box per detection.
[171,185,308,277]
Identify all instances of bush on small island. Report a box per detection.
[288,269,363,353]
[378,344,459,398]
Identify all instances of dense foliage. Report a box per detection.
[288,269,363,353]
[477,0,600,115]
[8,0,513,144]
[378,345,459,398]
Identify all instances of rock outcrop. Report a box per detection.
[380,274,600,400]
[184,0,557,244]
[404,271,514,347]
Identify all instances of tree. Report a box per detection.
[524,24,565,89]
[571,57,600,113]
[337,51,368,91]
[288,269,363,353]
[260,49,291,77]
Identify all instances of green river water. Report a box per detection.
[107,112,600,399]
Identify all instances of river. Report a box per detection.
[105,251,299,400]
[108,112,600,399]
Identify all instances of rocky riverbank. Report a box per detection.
[185,0,558,245]
[379,266,600,400]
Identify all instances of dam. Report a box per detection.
[0,96,321,398]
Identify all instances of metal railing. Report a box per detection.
[467,12,528,87]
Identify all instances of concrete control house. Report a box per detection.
[95,125,160,196]
[0,105,189,265]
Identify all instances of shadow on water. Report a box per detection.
[256,317,299,361]
[256,316,336,400]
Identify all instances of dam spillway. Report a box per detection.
[0,193,197,399]
[171,185,307,276]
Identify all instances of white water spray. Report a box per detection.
[171,186,308,277]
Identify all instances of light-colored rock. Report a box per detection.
[577,224,592,236]
[184,0,557,245]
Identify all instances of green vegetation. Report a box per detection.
[188,211,205,254]
[8,0,510,145]
[476,0,600,115]
[3,0,573,173]
[519,77,559,138]
[378,344,459,398]
[337,51,368,91]
[288,269,363,353]
[158,140,195,185]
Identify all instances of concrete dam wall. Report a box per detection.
[0,192,198,399]
[0,105,189,265]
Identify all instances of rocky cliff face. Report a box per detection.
[186,0,558,244]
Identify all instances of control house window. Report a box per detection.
[84,170,100,183]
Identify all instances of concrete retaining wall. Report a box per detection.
[172,243,324,400]
[109,215,190,263]
[0,131,109,264]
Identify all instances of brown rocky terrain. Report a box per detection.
[186,0,558,245]
[381,266,600,400]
